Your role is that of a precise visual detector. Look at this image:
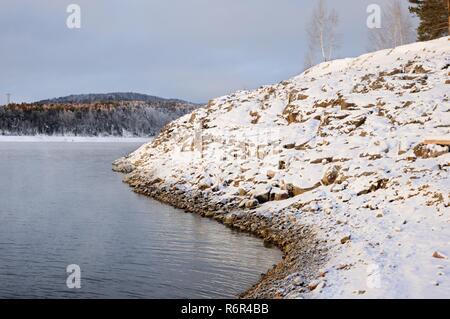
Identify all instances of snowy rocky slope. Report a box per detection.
[114,37,450,298]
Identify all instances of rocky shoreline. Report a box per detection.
[113,160,327,299]
[112,38,449,298]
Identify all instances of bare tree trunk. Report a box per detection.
[305,0,339,66]
[368,0,415,51]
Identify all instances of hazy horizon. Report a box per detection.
[0,0,414,104]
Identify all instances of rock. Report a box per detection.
[198,177,214,190]
[271,188,289,201]
[239,188,248,196]
[286,182,321,197]
[322,165,341,186]
[293,276,304,286]
[252,185,272,204]
[223,214,236,225]
[278,160,286,170]
[245,199,259,209]
[432,281,440,286]
[376,211,384,218]
[204,211,215,218]
[307,280,320,291]
[266,170,276,179]
[112,160,135,173]
[336,263,350,270]
[340,235,351,244]
[283,143,296,149]
[198,183,211,190]
[256,147,266,159]
[356,178,389,196]
[432,251,448,259]
[414,143,449,159]
[318,269,328,277]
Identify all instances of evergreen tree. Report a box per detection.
[409,0,449,41]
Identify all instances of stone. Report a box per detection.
[340,235,351,244]
[223,214,236,225]
[252,185,272,204]
[239,188,248,196]
[293,276,304,286]
[322,165,341,186]
[198,183,211,190]
[318,269,328,277]
[286,182,321,197]
[414,143,449,159]
[245,199,259,209]
[266,170,276,179]
[271,189,289,201]
[307,280,320,291]
[432,251,448,259]
[283,143,296,149]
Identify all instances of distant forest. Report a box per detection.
[0,100,198,137]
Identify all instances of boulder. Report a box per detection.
[252,184,272,204]
[285,181,321,197]
[270,187,289,201]
[414,143,449,159]
[245,199,259,209]
[322,165,341,186]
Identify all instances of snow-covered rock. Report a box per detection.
[115,37,450,298]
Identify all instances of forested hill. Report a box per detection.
[0,94,201,137]
[37,92,190,104]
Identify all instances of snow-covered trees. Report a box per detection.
[0,102,197,137]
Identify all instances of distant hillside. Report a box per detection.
[37,92,193,105]
[0,95,201,137]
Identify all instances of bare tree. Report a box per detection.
[368,0,416,51]
[305,0,339,68]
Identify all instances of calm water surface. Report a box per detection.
[0,142,281,298]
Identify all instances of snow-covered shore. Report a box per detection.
[114,37,449,298]
[0,135,151,143]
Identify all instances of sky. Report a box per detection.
[0,0,415,104]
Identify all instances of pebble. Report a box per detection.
[432,251,448,259]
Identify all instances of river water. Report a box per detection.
[0,141,281,298]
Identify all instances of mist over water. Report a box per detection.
[0,142,281,298]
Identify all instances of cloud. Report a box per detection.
[0,0,409,104]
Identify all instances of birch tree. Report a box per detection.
[305,0,340,68]
[368,0,416,51]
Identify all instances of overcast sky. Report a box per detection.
[0,0,413,104]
